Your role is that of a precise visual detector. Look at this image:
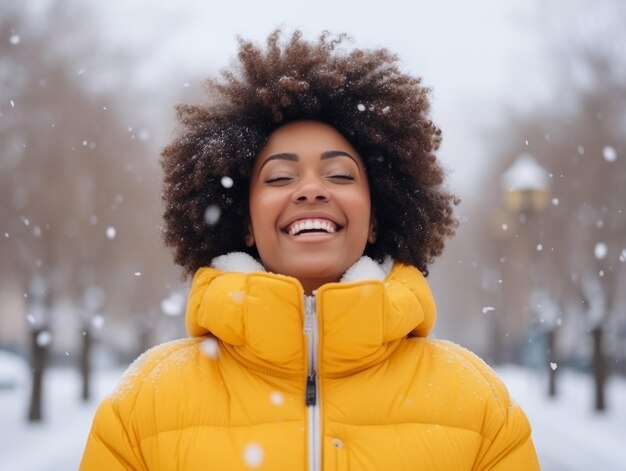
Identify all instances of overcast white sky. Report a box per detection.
[84,0,550,194]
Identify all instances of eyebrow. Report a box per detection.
[321,150,358,165]
[259,150,359,171]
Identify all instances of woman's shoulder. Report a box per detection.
[107,337,209,405]
[400,338,518,437]
[419,338,509,398]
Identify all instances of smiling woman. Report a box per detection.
[80,30,540,471]
[157,30,458,280]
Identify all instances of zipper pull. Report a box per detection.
[306,370,317,406]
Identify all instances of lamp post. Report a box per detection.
[501,153,550,215]
[500,154,555,393]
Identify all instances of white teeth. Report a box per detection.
[287,219,337,236]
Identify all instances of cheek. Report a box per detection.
[345,189,371,218]
[341,191,372,243]
[249,190,283,232]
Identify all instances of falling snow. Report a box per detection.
[204,205,221,225]
[536,244,543,252]
[270,391,284,406]
[551,198,559,206]
[482,306,495,314]
[10,33,20,45]
[134,272,141,277]
[550,362,558,371]
[160,292,185,316]
[200,338,219,359]
[620,249,626,263]
[602,146,617,162]
[36,331,52,347]
[221,176,234,188]
[10,100,15,108]
[594,243,607,260]
[242,443,264,468]
[91,315,104,329]
[106,226,116,239]
[357,103,366,111]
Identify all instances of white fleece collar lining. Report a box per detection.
[210,252,393,282]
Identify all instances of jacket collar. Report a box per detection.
[185,253,436,377]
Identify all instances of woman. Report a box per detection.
[81,31,540,470]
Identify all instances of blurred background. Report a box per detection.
[1,0,625,469]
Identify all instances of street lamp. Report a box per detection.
[501,153,550,214]
[501,153,556,395]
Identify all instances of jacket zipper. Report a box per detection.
[304,295,321,471]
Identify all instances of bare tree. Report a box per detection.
[479,0,626,410]
[1,1,178,419]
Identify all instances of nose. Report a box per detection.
[292,177,330,204]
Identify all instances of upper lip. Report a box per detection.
[281,213,343,233]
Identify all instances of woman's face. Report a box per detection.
[248,121,375,293]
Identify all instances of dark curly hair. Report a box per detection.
[161,30,458,279]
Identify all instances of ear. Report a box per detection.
[368,218,377,244]
[245,223,255,247]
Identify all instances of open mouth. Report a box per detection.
[283,218,341,237]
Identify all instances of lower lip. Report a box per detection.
[284,231,339,242]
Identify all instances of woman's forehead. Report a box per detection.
[254,120,363,168]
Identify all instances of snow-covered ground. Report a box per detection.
[0,363,624,470]
[497,366,626,470]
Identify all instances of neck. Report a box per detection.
[299,276,338,295]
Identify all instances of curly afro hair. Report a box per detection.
[161,30,458,279]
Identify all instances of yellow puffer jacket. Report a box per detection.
[81,255,539,470]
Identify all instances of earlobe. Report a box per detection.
[245,224,255,247]
[368,221,377,244]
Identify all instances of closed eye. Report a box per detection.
[265,176,294,185]
[328,174,355,182]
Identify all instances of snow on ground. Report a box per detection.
[498,366,626,470]
[0,367,121,471]
[0,364,625,470]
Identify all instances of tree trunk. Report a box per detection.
[81,328,92,401]
[28,329,47,422]
[546,328,557,397]
[591,326,606,411]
